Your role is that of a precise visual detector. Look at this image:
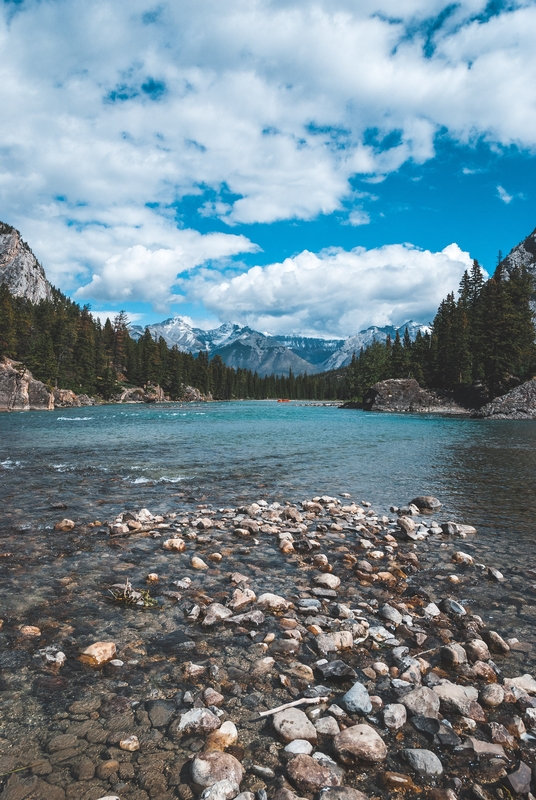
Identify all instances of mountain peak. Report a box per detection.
[0,221,53,303]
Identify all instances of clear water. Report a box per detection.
[1,401,536,795]
[2,400,536,536]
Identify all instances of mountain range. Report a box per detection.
[6,217,536,378]
[129,317,430,376]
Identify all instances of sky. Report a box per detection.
[1,0,536,337]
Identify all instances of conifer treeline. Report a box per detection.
[0,286,343,399]
[0,255,534,403]
[344,260,536,400]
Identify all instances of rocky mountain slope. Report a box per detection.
[501,225,536,275]
[0,221,53,303]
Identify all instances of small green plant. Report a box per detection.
[109,578,158,609]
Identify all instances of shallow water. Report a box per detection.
[1,402,536,798]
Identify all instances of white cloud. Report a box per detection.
[0,0,535,295]
[75,230,258,308]
[497,185,513,204]
[190,241,474,336]
[346,210,371,226]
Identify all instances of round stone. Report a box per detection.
[191,751,244,790]
[333,724,387,763]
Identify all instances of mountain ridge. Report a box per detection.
[130,316,431,376]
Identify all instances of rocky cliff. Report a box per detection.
[0,221,53,303]
[0,358,54,411]
[475,378,536,419]
[363,378,468,414]
[501,226,536,276]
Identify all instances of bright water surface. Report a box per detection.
[1,400,536,547]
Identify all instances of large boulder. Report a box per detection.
[362,379,465,414]
[475,378,536,419]
[0,358,54,412]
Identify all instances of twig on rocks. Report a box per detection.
[0,763,44,777]
[414,646,440,658]
[253,696,329,721]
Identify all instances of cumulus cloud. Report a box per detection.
[75,230,258,308]
[0,0,535,294]
[189,242,474,336]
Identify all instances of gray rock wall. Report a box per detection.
[0,358,54,411]
[0,223,53,303]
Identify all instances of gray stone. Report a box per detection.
[410,496,442,511]
[284,740,313,755]
[401,687,440,718]
[201,780,240,800]
[172,707,221,736]
[146,699,175,728]
[320,789,369,800]
[273,707,318,743]
[379,604,403,626]
[314,716,340,736]
[403,749,443,778]
[341,681,372,715]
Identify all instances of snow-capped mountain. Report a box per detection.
[129,316,430,376]
[321,321,432,371]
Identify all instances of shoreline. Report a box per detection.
[1,492,534,800]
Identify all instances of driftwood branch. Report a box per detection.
[254,695,329,720]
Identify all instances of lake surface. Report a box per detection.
[1,400,536,794]
[2,400,536,544]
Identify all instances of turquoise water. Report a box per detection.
[1,401,536,547]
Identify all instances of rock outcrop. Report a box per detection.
[0,222,53,303]
[475,378,536,419]
[0,358,54,411]
[362,378,467,414]
[116,385,165,404]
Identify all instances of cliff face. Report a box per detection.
[0,358,54,412]
[0,222,53,303]
[501,226,536,275]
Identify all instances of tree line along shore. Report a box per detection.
[0,257,535,405]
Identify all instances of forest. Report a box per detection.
[0,257,534,403]
[345,259,536,402]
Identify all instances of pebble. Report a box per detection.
[174,708,222,735]
[403,748,444,778]
[191,751,244,790]
[333,724,388,763]
[341,681,372,715]
[287,753,342,793]
[383,703,407,730]
[273,708,318,743]
[79,641,117,666]
[284,739,314,755]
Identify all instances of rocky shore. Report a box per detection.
[0,358,210,411]
[1,492,536,800]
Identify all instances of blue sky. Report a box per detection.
[1,0,536,337]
